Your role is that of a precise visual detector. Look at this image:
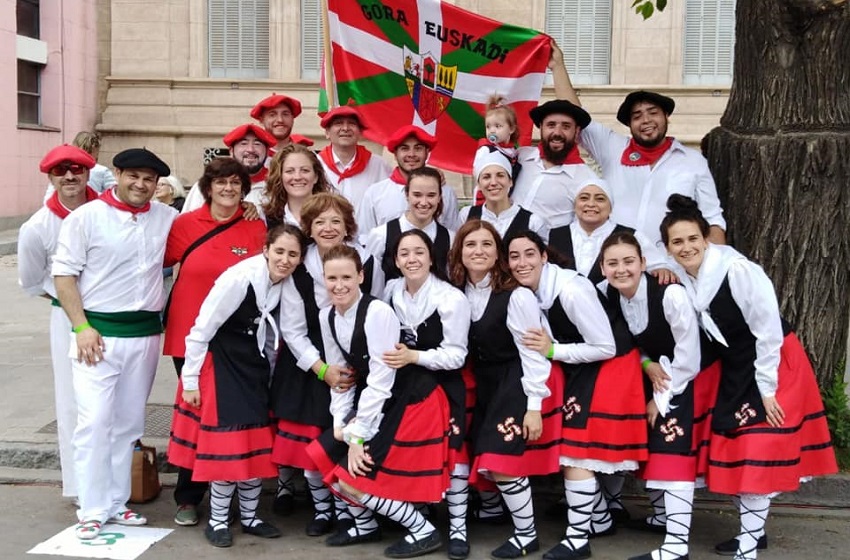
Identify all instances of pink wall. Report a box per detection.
[0,0,99,220]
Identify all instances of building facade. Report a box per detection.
[2,0,100,220]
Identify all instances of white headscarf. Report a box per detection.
[473,149,512,182]
[575,178,614,209]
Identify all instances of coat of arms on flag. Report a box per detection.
[321,0,551,173]
[403,47,458,124]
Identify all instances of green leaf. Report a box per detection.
[640,2,655,19]
[657,0,668,11]
[632,0,643,6]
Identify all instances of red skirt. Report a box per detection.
[166,354,277,482]
[559,349,648,465]
[471,361,564,481]
[272,419,322,471]
[642,361,721,482]
[307,387,451,503]
[706,334,838,495]
[448,364,477,472]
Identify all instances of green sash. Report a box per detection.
[84,310,163,338]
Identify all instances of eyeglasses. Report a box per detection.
[49,163,87,176]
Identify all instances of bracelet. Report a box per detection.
[317,363,329,381]
[546,344,555,360]
[641,359,652,371]
[72,321,92,334]
[344,433,364,445]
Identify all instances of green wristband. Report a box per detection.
[317,363,329,381]
[72,321,92,334]
[641,359,652,371]
[546,344,555,360]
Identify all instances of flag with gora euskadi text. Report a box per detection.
[323,0,551,173]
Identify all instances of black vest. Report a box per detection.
[468,290,519,364]
[381,219,451,281]
[549,223,635,284]
[467,205,532,245]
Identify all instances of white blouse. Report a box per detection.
[458,203,549,243]
[465,274,551,411]
[303,242,384,309]
[569,219,668,277]
[383,274,470,371]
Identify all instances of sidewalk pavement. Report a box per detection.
[0,251,848,559]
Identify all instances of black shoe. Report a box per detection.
[628,553,689,560]
[273,493,294,516]
[335,517,355,532]
[610,507,631,525]
[385,531,443,558]
[306,516,334,537]
[241,521,282,539]
[542,543,591,560]
[491,537,540,559]
[589,523,617,539]
[714,535,768,556]
[326,527,383,546]
[625,519,667,535]
[204,524,233,548]
[448,538,471,560]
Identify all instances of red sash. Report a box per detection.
[100,187,151,214]
[319,145,372,181]
[45,186,99,219]
[620,137,673,166]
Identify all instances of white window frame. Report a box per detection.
[301,0,323,80]
[545,0,612,85]
[208,0,270,79]
[683,0,736,85]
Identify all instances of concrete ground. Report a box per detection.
[0,252,847,560]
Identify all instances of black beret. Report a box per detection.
[529,99,591,129]
[616,91,675,126]
[112,148,170,177]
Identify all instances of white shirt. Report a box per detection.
[302,243,384,309]
[321,294,401,440]
[356,175,460,244]
[51,198,177,312]
[568,220,667,276]
[510,146,600,229]
[383,274,470,371]
[534,263,617,364]
[279,272,322,372]
[620,275,700,415]
[18,207,64,298]
[580,121,726,245]
[321,148,392,213]
[678,244,782,398]
[181,255,282,390]
[364,215,454,273]
[458,203,549,243]
[465,275,551,411]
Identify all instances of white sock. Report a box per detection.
[734,495,771,560]
[447,474,469,542]
[653,487,693,559]
[361,493,435,543]
[345,502,380,537]
[562,477,596,551]
[648,488,667,526]
[589,478,613,534]
[305,470,333,521]
[237,478,263,528]
[334,494,354,523]
[496,477,537,548]
[209,481,236,530]
[276,466,295,497]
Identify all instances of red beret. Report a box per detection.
[39,145,96,173]
[290,134,315,147]
[385,125,437,152]
[320,105,368,130]
[250,93,303,120]
[222,124,277,149]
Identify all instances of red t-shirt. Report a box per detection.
[163,204,267,357]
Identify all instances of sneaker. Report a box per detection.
[110,509,147,526]
[75,520,102,540]
[174,504,199,526]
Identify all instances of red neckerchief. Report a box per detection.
[100,187,151,214]
[477,138,515,149]
[538,143,584,165]
[319,145,372,181]
[250,167,268,184]
[620,137,674,166]
[389,167,407,185]
[45,186,99,219]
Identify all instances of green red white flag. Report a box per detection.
[321,0,551,173]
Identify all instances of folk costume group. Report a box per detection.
[18,40,837,560]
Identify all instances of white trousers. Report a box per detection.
[49,307,77,497]
[73,334,160,522]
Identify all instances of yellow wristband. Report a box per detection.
[317,363,329,381]
[72,321,92,334]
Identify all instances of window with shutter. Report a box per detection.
[545,0,612,85]
[683,0,735,85]
[208,0,270,79]
[301,0,324,80]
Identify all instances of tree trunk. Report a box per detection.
[703,0,850,384]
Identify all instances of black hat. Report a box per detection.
[112,148,170,177]
[529,99,591,129]
[616,91,675,126]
